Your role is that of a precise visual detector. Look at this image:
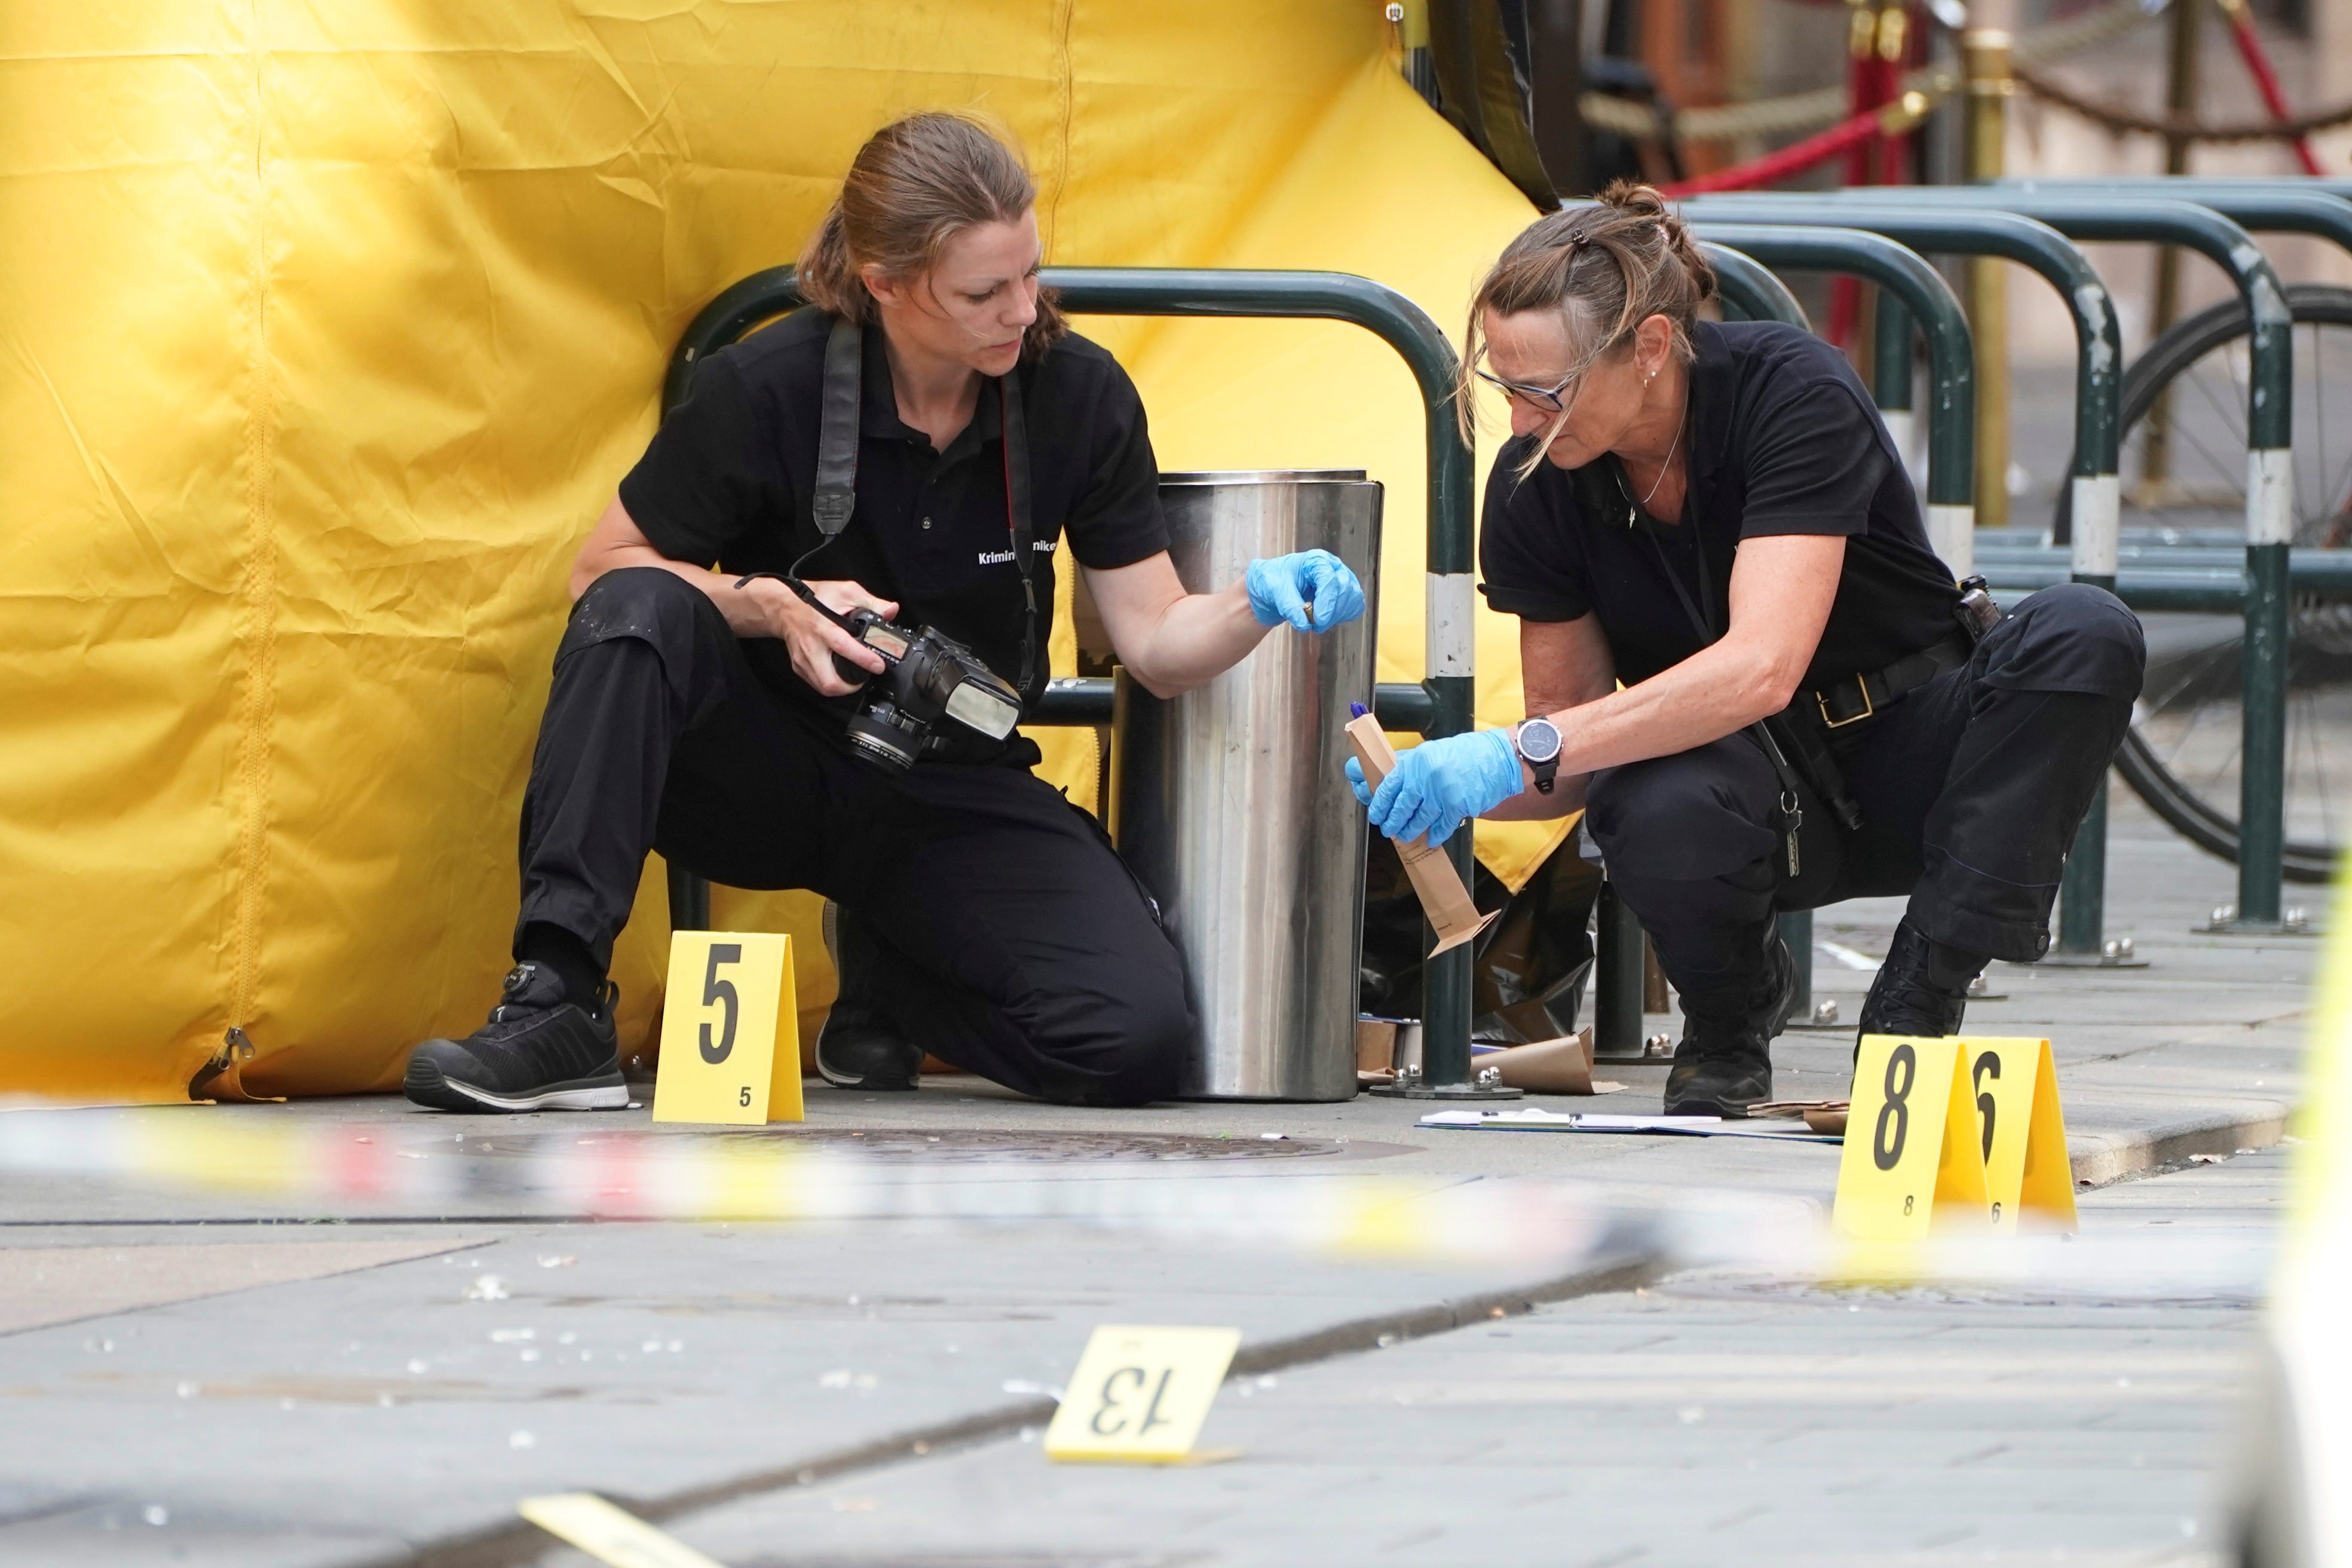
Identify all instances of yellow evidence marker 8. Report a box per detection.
[1833,1035,1991,1239]
[1961,1036,2078,1233]
[1043,1324,1244,1464]
[651,932,804,1126]
[517,1493,725,1568]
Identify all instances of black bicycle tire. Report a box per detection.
[2106,283,2352,885]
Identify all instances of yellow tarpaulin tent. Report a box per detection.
[1,1,1569,1101]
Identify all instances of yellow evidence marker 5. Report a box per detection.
[1962,1036,2078,1233]
[1833,1034,1991,1239]
[651,932,804,1126]
[1044,1325,1244,1464]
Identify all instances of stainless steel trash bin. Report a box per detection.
[1111,470,1382,1101]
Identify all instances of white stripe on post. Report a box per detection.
[1927,504,1975,579]
[2247,449,2295,545]
[1426,572,1475,678]
[2069,473,2121,580]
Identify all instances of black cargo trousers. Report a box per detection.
[512,566,1192,1106]
[1580,583,2148,1030]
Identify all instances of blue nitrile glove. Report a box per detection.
[1343,727,1525,846]
[1244,550,1366,634]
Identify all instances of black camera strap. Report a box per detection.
[999,365,1039,699]
[811,316,1040,702]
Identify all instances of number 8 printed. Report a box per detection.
[1873,1043,1915,1172]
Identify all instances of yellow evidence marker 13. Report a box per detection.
[1833,1035,1991,1239]
[1044,1325,1244,1464]
[1961,1036,2078,1234]
[651,932,804,1126]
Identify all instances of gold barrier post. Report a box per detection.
[2141,0,2201,500]
[1965,29,2014,532]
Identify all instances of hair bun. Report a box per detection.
[1596,179,1667,216]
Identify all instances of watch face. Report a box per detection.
[1517,718,1563,764]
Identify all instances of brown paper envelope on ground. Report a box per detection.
[1345,715,1501,956]
[1487,1028,1623,1095]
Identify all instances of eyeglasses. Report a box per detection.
[1472,359,1584,415]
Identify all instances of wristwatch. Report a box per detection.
[1514,716,1563,795]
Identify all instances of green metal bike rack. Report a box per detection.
[1998,180,2352,264]
[1691,223,1975,552]
[1679,197,2130,960]
[661,265,1502,1097]
[1815,189,2299,936]
[1699,243,1810,330]
[1677,199,2123,582]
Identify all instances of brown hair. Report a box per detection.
[1457,181,1717,464]
[797,111,1065,359]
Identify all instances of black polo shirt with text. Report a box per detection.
[1478,319,1959,694]
[618,308,1169,752]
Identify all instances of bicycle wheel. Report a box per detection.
[2102,283,2352,884]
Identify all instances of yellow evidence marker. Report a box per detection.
[1961,1036,2078,1233]
[517,1493,725,1568]
[1043,1324,1244,1464]
[651,932,804,1126]
[1833,1034,1991,1239]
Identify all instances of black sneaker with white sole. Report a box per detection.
[816,902,923,1091]
[404,961,629,1113]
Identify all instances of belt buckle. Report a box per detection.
[1816,676,1875,729]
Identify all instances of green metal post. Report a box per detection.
[665,265,1507,1091]
[1698,243,1811,330]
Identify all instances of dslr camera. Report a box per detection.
[829,608,1024,771]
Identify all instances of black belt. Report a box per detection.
[1803,635,1970,730]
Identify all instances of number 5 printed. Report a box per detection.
[699,943,742,1064]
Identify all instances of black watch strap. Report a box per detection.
[1516,719,1561,795]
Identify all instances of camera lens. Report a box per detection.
[844,705,924,772]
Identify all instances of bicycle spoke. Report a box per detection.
[2185,363,2250,466]
[2170,416,2249,510]
[2143,634,2243,717]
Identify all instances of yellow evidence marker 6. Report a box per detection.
[1833,1035,1991,1239]
[1043,1324,1244,1464]
[651,932,804,1126]
[1961,1036,2078,1233]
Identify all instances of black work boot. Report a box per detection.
[1663,927,1797,1117]
[816,902,923,1092]
[405,962,627,1113]
[1856,919,1982,1048]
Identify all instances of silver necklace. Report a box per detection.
[1642,407,1686,510]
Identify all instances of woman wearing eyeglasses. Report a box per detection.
[1349,183,2144,1116]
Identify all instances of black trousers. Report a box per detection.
[512,567,1192,1106]
[1582,583,2147,1028]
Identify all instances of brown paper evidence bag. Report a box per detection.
[1344,714,1503,957]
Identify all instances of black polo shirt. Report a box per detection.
[618,307,1169,754]
[1478,319,1959,694]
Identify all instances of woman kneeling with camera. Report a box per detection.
[1352,185,2144,1117]
[405,113,1362,1112]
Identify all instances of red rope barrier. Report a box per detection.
[1659,93,1932,198]
[2215,0,2328,176]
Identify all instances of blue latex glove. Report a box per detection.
[1343,727,1525,846]
[1244,550,1366,634]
